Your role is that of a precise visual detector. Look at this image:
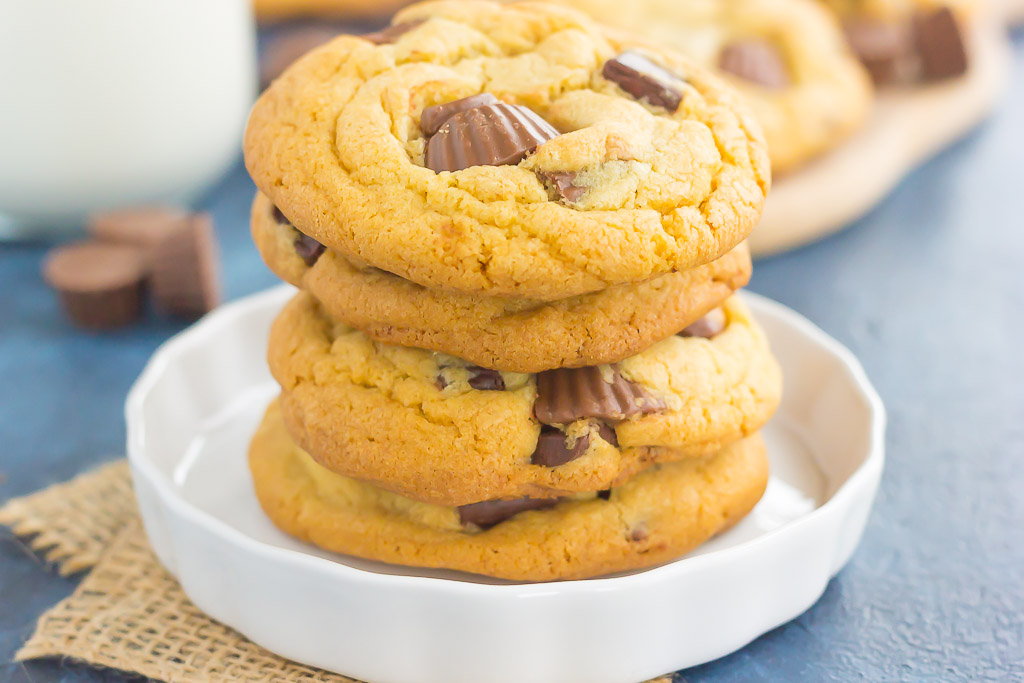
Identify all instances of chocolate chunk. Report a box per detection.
[532,427,589,467]
[43,243,147,330]
[602,51,685,112]
[912,8,968,81]
[294,231,325,267]
[87,206,190,249]
[150,213,221,318]
[272,205,289,225]
[420,94,498,136]
[361,19,426,46]
[679,307,727,339]
[535,365,666,425]
[531,422,618,467]
[541,171,587,203]
[843,18,911,85]
[458,497,561,529]
[260,27,337,88]
[718,40,790,89]
[425,103,559,173]
[629,524,648,542]
[468,367,505,391]
[597,489,612,501]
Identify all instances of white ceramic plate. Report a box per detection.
[126,285,885,683]
[750,19,1011,257]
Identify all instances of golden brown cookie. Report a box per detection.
[244,1,770,301]
[252,192,752,372]
[249,399,770,581]
[548,0,873,174]
[268,291,781,505]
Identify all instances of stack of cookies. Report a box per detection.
[244,0,783,581]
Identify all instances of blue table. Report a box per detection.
[2,33,1022,683]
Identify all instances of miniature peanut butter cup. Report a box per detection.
[150,213,221,318]
[718,40,790,89]
[458,497,562,529]
[531,423,617,468]
[680,307,727,339]
[87,206,190,252]
[534,366,666,425]
[424,102,559,173]
[43,243,147,330]
[602,51,685,112]
[420,94,498,136]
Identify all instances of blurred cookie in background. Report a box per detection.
[254,0,412,21]
[260,26,339,87]
[544,0,874,175]
[821,0,972,84]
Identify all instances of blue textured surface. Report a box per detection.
[2,33,1022,683]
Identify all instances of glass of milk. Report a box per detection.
[0,0,257,238]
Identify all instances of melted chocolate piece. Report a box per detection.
[541,171,587,203]
[458,497,561,529]
[602,51,685,112]
[597,489,612,501]
[679,307,727,339]
[843,18,911,85]
[425,102,559,173]
[468,367,505,391]
[629,524,648,542]
[272,205,289,225]
[530,422,617,468]
[534,366,666,425]
[718,40,790,89]
[361,19,425,46]
[912,7,968,81]
[420,94,498,136]
[293,232,325,267]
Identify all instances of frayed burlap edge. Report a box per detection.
[4,459,675,683]
[0,459,133,575]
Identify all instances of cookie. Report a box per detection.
[267,291,781,505]
[253,0,412,21]
[249,399,770,581]
[252,191,752,372]
[823,1,972,83]
[549,0,873,174]
[244,0,770,301]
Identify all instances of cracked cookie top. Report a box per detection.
[244,0,770,300]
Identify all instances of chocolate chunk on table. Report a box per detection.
[43,243,147,330]
[602,51,685,112]
[149,213,221,318]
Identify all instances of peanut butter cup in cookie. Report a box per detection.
[250,399,770,581]
[267,292,781,506]
[252,192,752,372]
[546,0,873,174]
[243,0,769,300]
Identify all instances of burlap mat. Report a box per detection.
[2,460,674,683]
